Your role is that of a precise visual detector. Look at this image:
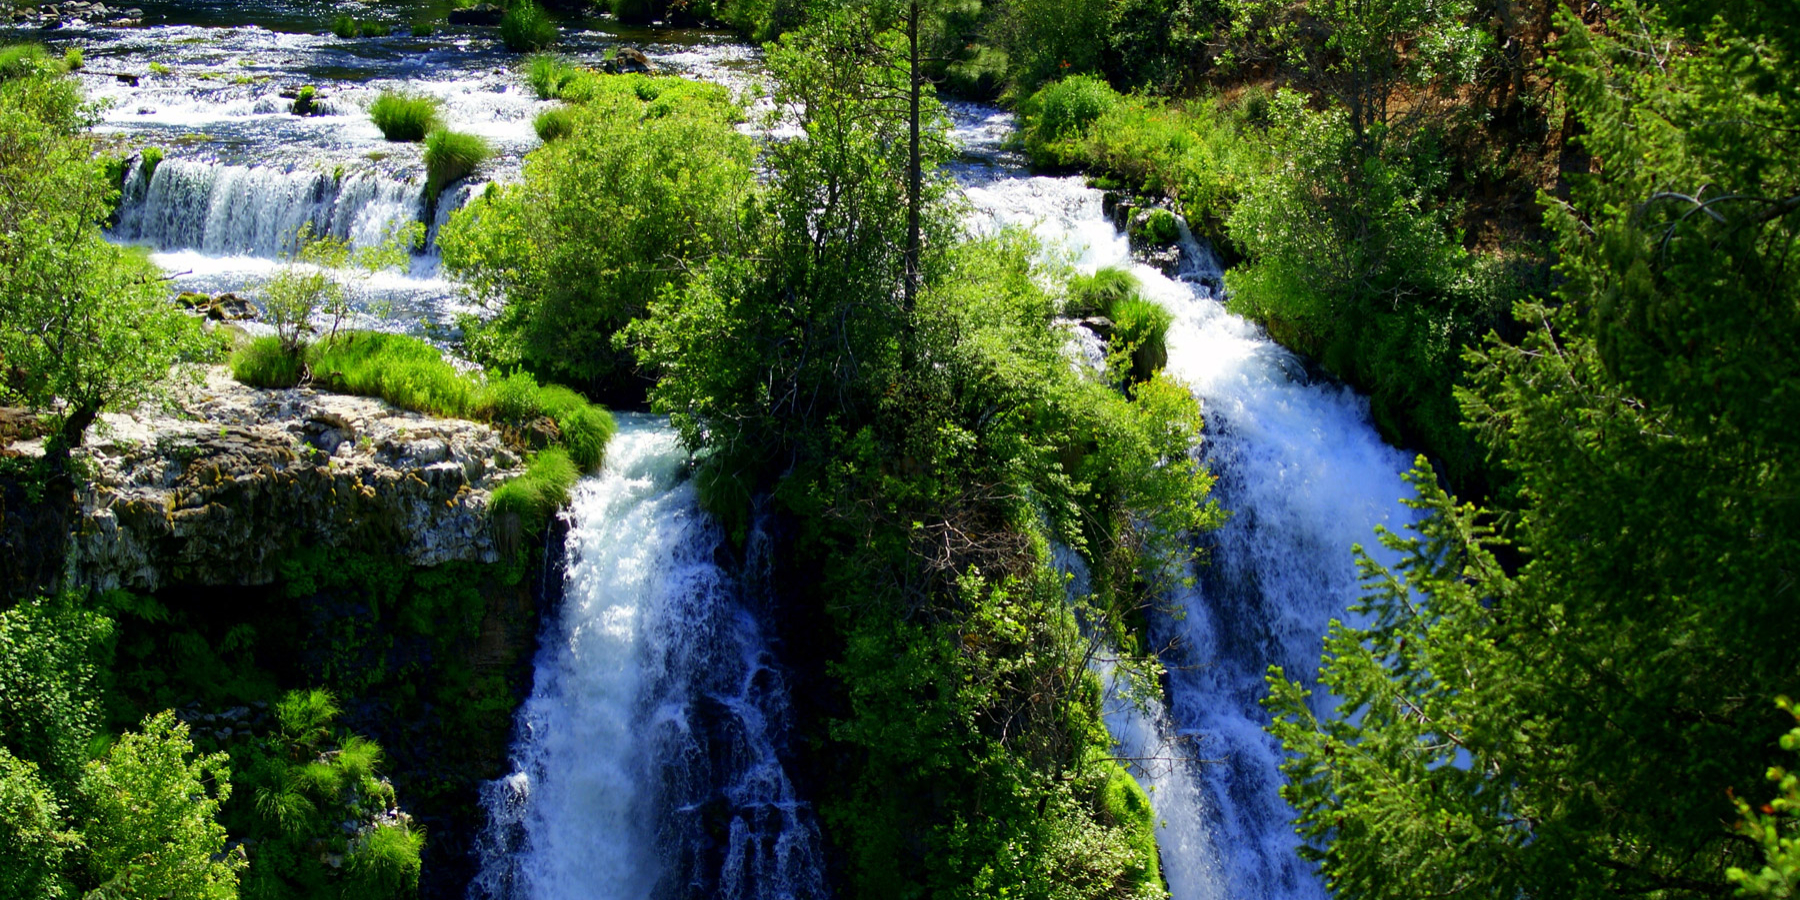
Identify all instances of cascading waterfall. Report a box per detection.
[473,416,827,900]
[114,157,425,257]
[962,174,1415,900]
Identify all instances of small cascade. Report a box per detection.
[961,174,1415,900]
[113,156,425,258]
[472,417,827,900]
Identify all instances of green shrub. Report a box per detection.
[532,105,574,141]
[424,128,491,198]
[499,2,557,53]
[1018,75,1118,163]
[471,371,615,470]
[61,47,81,71]
[359,20,391,37]
[1109,295,1172,382]
[609,0,662,24]
[368,91,440,142]
[410,22,433,37]
[489,447,578,535]
[524,52,577,99]
[330,14,359,37]
[1064,266,1139,317]
[291,84,317,115]
[1132,208,1179,246]
[230,335,306,388]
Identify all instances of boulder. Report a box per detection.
[448,3,504,25]
[605,46,651,74]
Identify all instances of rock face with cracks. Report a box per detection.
[50,366,526,592]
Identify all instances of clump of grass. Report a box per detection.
[1109,295,1173,383]
[230,335,306,388]
[410,22,433,37]
[291,84,317,115]
[1133,208,1180,246]
[369,90,441,142]
[1018,74,1120,164]
[148,61,171,76]
[62,47,82,71]
[1065,266,1139,318]
[424,128,491,199]
[308,331,475,417]
[524,52,577,99]
[330,14,359,37]
[294,331,614,468]
[0,43,53,79]
[139,145,165,183]
[489,446,578,535]
[359,20,392,37]
[532,105,574,141]
[499,1,557,53]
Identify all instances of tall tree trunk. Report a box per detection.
[903,0,922,334]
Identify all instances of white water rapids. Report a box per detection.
[959,166,1416,900]
[473,417,827,900]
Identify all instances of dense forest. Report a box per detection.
[0,0,1795,893]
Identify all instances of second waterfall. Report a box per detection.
[473,416,828,900]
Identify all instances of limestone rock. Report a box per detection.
[66,366,530,592]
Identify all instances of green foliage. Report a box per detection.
[290,84,316,116]
[1224,91,1503,484]
[1267,9,1800,896]
[498,1,557,53]
[0,43,57,80]
[80,711,243,900]
[0,69,210,463]
[0,748,76,900]
[1064,265,1140,317]
[228,690,422,900]
[440,73,753,397]
[532,105,573,141]
[988,0,1111,93]
[1019,75,1120,162]
[1018,82,1268,233]
[1108,294,1172,383]
[60,47,80,72]
[0,596,114,799]
[423,128,490,198]
[360,19,391,36]
[1132,208,1179,245]
[330,14,358,38]
[488,446,578,535]
[1728,700,1800,898]
[409,22,432,37]
[368,90,440,142]
[524,52,577,100]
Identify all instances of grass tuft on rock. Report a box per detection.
[489,446,578,535]
[240,330,616,470]
[1064,266,1139,318]
[524,52,577,99]
[424,129,491,198]
[1109,295,1173,383]
[369,90,441,142]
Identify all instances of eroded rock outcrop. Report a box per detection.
[54,366,525,591]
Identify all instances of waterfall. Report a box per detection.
[113,157,425,258]
[473,416,828,900]
[963,175,1415,900]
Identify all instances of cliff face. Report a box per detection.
[60,367,525,592]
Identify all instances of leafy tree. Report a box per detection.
[1728,700,1800,899]
[0,748,78,900]
[0,595,113,800]
[0,67,208,472]
[1266,6,1800,897]
[439,74,754,402]
[80,711,243,900]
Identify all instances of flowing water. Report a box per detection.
[28,4,1423,891]
[473,416,827,900]
[954,117,1417,900]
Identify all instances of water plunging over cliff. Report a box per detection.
[472,417,826,900]
[959,170,1415,900]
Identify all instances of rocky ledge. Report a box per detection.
[34,367,526,592]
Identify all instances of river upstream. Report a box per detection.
[9,6,1417,898]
